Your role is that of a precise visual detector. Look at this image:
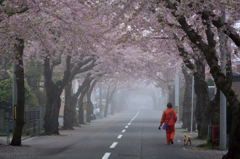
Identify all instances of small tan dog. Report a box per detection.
[183,135,192,146]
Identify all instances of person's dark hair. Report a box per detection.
[167,102,173,108]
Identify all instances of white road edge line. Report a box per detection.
[122,129,126,133]
[125,125,128,129]
[102,152,111,159]
[117,134,123,139]
[22,136,37,142]
[128,123,131,126]
[110,142,118,149]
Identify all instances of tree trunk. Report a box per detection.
[86,92,92,123]
[44,91,61,135]
[78,84,90,124]
[43,58,62,135]
[104,98,109,118]
[69,93,80,127]
[194,60,210,139]
[11,38,25,146]
[78,96,84,125]
[104,87,110,118]
[110,91,117,115]
[86,101,92,122]
[63,82,74,130]
[86,80,97,122]
[110,97,115,115]
[64,75,93,127]
[104,86,117,117]
[182,67,192,131]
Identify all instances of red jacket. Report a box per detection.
[160,108,177,126]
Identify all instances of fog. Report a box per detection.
[123,92,154,111]
[110,82,167,114]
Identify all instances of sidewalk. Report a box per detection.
[0,135,35,145]
[0,135,10,145]
[174,128,227,159]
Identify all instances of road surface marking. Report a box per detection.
[117,134,123,139]
[102,152,111,159]
[130,112,139,122]
[110,142,118,149]
[125,125,128,129]
[122,129,126,133]
[128,123,131,126]
[22,137,38,142]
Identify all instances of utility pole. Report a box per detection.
[9,63,17,144]
[175,68,180,117]
[190,75,195,133]
[219,11,227,150]
[220,91,227,150]
[99,82,103,117]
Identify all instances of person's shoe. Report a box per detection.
[170,139,174,144]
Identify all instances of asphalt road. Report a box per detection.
[0,109,225,159]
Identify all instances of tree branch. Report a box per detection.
[73,73,93,99]
[201,10,240,48]
[174,35,196,71]
[164,0,234,99]
[75,57,97,74]
[1,1,28,16]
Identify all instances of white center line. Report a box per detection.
[102,112,140,159]
[117,134,123,139]
[110,142,118,149]
[102,152,111,159]
[130,112,139,122]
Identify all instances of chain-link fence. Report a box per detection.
[0,104,13,144]
[23,106,44,136]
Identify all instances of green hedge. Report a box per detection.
[0,78,12,108]
[0,78,39,109]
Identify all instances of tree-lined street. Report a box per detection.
[1,0,240,158]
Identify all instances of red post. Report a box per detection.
[212,125,220,145]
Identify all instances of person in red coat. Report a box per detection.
[159,103,177,144]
